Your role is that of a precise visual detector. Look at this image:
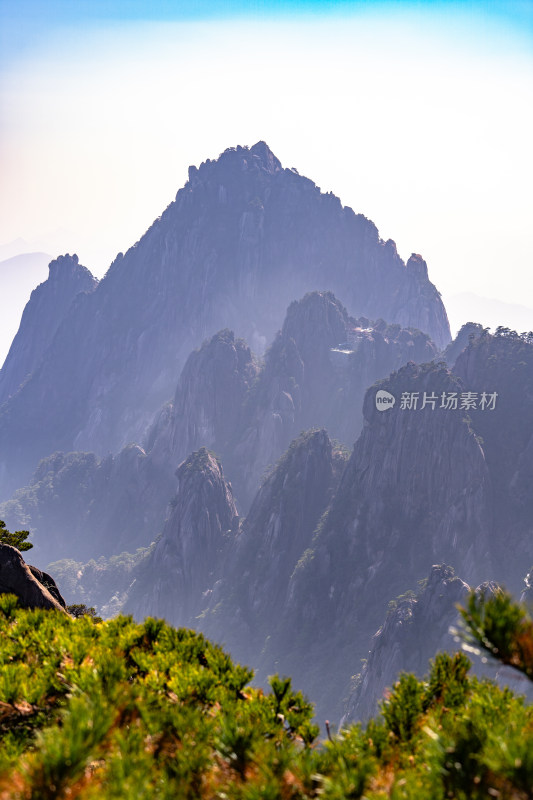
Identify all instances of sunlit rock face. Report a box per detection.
[0,544,67,613]
[0,141,449,498]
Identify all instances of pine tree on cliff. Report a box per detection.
[0,519,33,551]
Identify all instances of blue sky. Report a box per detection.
[2,0,531,63]
[0,0,532,350]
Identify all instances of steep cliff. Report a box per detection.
[0,254,97,406]
[267,338,533,722]
[442,321,485,367]
[200,429,347,666]
[341,563,533,727]
[454,330,533,589]
[229,291,437,505]
[0,292,436,562]
[0,141,449,497]
[74,331,532,726]
[266,360,493,721]
[125,448,238,625]
[146,329,259,473]
[341,564,472,724]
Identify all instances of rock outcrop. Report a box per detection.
[229,291,437,505]
[200,429,347,666]
[146,329,259,473]
[0,142,449,498]
[341,565,471,725]
[264,360,493,721]
[341,564,533,727]
[454,330,533,589]
[0,544,67,612]
[125,448,238,625]
[442,321,485,367]
[0,445,176,564]
[0,254,97,406]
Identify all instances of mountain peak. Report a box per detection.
[0,253,98,407]
[187,141,282,186]
[249,140,282,172]
[47,253,96,286]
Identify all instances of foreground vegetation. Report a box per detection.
[0,590,532,798]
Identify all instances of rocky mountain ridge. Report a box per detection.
[112,331,533,724]
[5,142,533,732]
[0,141,449,498]
[126,448,238,624]
[341,564,474,724]
[3,327,530,726]
[0,254,97,406]
[0,291,439,563]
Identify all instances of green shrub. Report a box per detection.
[0,590,532,797]
[0,519,32,551]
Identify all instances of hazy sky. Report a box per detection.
[1,0,532,334]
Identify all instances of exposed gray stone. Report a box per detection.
[0,544,67,612]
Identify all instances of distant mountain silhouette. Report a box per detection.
[445,291,533,337]
[0,251,52,367]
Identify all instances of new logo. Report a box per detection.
[375,390,396,411]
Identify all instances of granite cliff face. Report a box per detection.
[0,291,438,561]
[272,336,533,719]
[341,565,472,725]
[125,448,238,625]
[0,254,98,406]
[0,544,67,612]
[453,330,533,589]
[0,142,449,497]
[45,333,532,723]
[229,291,437,505]
[0,330,255,563]
[0,254,97,406]
[146,329,259,473]
[340,563,533,727]
[442,321,484,367]
[199,429,347,666]
[260,360,493,720]
[116,375,493,723]
[6,288,437,558]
